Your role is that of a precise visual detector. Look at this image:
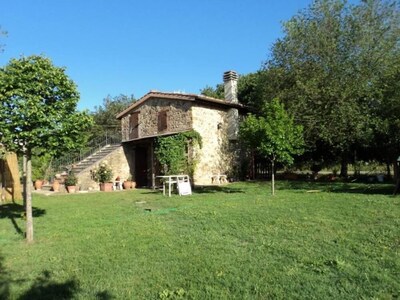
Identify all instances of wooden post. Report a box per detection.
[151,141,155,190]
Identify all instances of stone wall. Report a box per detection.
[77,146,131,190]
[191,105,239,185]
[121,98,193,141]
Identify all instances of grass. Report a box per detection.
[0,181,399,299]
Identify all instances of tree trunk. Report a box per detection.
[340,152,348,178]
[394,160,399,182]
[271,159,275,196]
[25,151,33,243]
[0,159,5,203]
[23,154,27,207]
[386,160,391,180]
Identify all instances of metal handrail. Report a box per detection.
[52,132,121,173]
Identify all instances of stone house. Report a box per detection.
[115,71,246,186]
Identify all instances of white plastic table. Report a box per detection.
[156,175,190,197]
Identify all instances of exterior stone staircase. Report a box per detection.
[71,144,121,174]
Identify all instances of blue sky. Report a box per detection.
[1,0,314,111]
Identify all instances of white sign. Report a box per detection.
[178,181,192,196]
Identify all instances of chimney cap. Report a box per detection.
[223,70,238,82]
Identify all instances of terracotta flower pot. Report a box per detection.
[123,181,133,189]
[34,180,43,190]
[100,182,113,192]
[52,180,60,192]
[67,185,76,193]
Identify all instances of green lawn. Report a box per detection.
[0,181,399,299]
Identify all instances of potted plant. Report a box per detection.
[123,175,136,189]
[65,173,78,193]
[93,162,113,192]
[32,152,51,190]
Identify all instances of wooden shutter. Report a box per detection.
[129,112,139,139]
[158,111,168,132]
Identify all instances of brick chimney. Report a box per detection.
[223,70,238,103]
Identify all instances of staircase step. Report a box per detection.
[71,144,121,175]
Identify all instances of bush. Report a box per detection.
[92,162,113,183]
[65,173,78,186]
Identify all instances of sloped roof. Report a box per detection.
[116,91,244,119]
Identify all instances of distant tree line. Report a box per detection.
[90,94,136,141]
[202,0,400,178]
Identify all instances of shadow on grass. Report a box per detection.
[0,203,46,236]
[18,270,78,300]
[140,185,245,195]
[193,185,245,194]
[96,290,115,299]
[0,258,115,300]
[0,255,11,300]
[278,180,395,195]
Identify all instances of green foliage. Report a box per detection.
[0,55,94,156]
[0,145,6,159]
[31,152,52,181]
[236,72,264,110]
[92,162,113,183]
[64,173,78,186]
[200,84,224,99]
[200,72,264,109]
[155,130,202,176]
[265,0,400,166]
[240,99,304,165]
[91,94,135,139]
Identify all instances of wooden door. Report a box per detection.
[135,147,148,187]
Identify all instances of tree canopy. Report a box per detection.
[0,55,93,156]
[240,99,304,195]
[262,0,400,175]
[0,55,93,242]
[200,72,264,110]
[91,94,135,139]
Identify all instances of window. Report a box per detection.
[158,110,168,132]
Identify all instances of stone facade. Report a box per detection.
[121,97,193,142]
[191,105,238,185]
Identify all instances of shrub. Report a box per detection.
[92,162,113,183]
[64,173,78,186]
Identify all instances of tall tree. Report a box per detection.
[91,94,135,140]
[0,55,93,242]
[200,84,224,99]
[240,99,304,195]
[266,0,400,176]
[200,72,264,110]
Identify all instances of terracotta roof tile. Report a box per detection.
[116,91,244,119]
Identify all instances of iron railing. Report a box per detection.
[52,132,121,173]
